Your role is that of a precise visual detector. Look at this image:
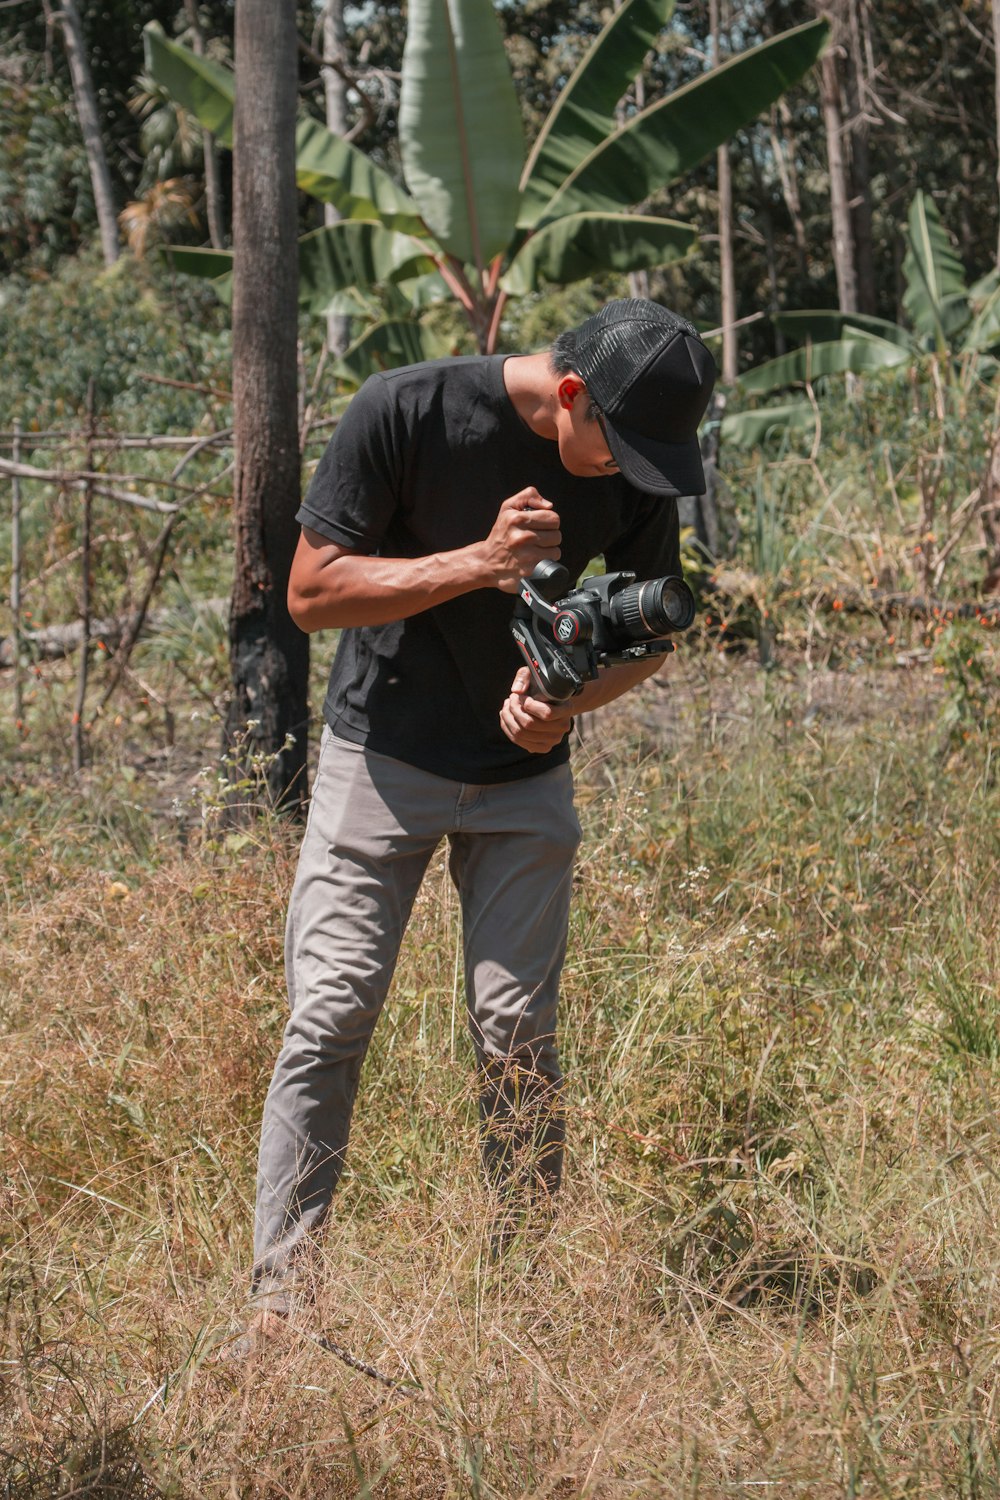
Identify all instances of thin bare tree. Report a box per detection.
[183,0,226,250]
[819,4,858,313]
[320,0,352,358]
[711,0,737,382]
[45,0,120,265]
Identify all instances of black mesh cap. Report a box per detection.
[572,299,718,496]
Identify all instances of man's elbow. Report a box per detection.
[287,579,328,633]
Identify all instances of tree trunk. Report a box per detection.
[626,69,650,302]
[679,390,726,562]
[49,0,119,266]
[846,0,876,313]
[711,0,737,382]
[322,0,352,358]
[749,140,784,355]
[227,0,309,813]
[770,102,809,282]
[183,0,226,250]
[820,44,858,313]
[993,0,1000,268]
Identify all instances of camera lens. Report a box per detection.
[609,576,695,640]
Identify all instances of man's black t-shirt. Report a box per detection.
[296,355,682,784]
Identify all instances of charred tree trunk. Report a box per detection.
[48,0,119,266]
[226,0,309,814]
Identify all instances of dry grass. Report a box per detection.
[2,639,1000,1498]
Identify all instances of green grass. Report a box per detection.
[1,641,999,1498]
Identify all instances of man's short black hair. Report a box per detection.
[549,331,601,422]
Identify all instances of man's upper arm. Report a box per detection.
[297,376,402,553]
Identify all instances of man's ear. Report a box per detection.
[557,375,586,411]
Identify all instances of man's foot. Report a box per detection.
[211,1307,292,1364]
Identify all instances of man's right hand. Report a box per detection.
[477,488,562,593]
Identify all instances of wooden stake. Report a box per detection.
[11,420,23,728]
[72,381,96,772]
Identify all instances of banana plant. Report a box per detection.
[724,192,1000,446]
[145,3,828,381]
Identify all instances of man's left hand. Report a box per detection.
[499,667,575,753]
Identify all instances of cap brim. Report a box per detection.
[605,420,706,497]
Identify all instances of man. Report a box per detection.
[251,298,716,1316]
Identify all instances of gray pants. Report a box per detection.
[252,730,581,1295]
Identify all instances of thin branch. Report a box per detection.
[0,456,233,514]
[137,372,232,400]
[0,431,233,449]
[92,514,181,719]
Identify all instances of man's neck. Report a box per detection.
[501,353,559,441]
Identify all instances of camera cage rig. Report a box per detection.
[510,560,695,703]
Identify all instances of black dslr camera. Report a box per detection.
[510,560,695,703]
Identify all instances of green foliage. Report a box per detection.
[932,620,998,749]
[147,6,828,372]
[0,71,94,273]
[398,0,527,268]
[0,250,230,430]
[743,193,998,409]
[902,190,971,352]
[0,1,211,270]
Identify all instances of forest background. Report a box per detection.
[2,1,1000,1496]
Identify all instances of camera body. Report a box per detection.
[510,560,695,703]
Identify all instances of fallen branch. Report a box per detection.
[706,570,1000,629]
[0,599,227,667]
[821,587,1000,625]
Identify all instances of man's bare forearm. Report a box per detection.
[290,545,492,631]
[570,652,665,714]
[499,653,667,751]
[289,491,563,632]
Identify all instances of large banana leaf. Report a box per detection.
[165,224,432,316]
[143,23,235,144]
[773,309,913,349]
[740,335,911,394]
[332,320,453,388]
[519,0,675,228]
[393,269,451,310]
[533,18,829,224]
[163,245,233,302]
[297,223,434,315]
[963,269,1000,354]
[721,401,817,447]
[398,0,525,269]
[501,211,695,295]
[143,24,424,232]
[902,191,969,352]
[294,117,425,233]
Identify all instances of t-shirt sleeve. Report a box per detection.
[296,375,402,551]
[603,492,682,580]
